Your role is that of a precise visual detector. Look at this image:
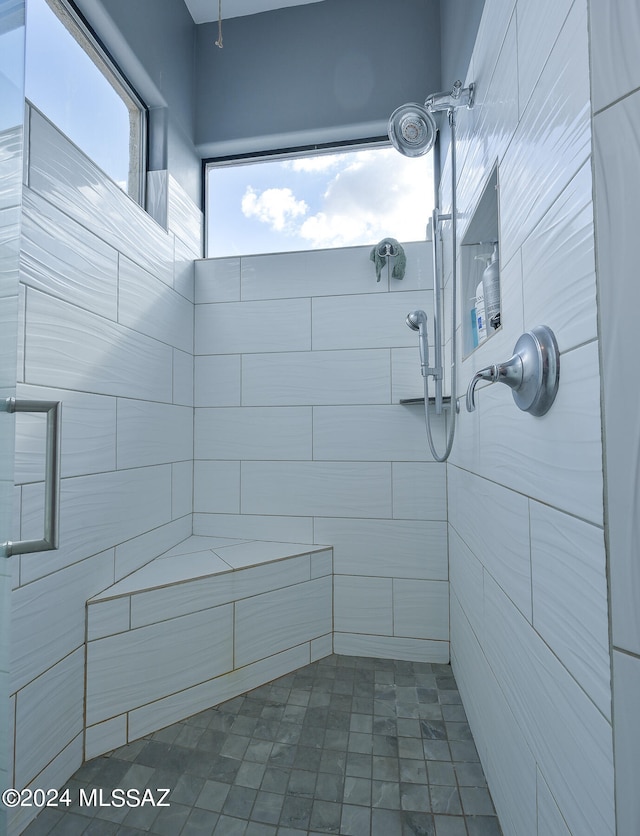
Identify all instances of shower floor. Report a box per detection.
[23,655,502,836]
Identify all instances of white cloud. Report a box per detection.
[285,154,344,173]
[298,149,433,249]
[236,148,433,253]
[241,186,308,232]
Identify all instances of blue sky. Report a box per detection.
[25,0,130,188]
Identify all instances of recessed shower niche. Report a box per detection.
[462,164,500,357]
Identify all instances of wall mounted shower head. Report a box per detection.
[406,310,429,375]
[388,103,437,158]
[388,82,475,158]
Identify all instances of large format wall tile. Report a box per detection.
[449,530,484,641]
[21,189,118,320]
[314,517,447,580]
[499,0,591,267]
[114,518,191,582]
[484,575,614,836]
[476,341,604,525]
[27,108,174,285]
[25,288,173,401]
[10,734,83,835]
[450,595,537,836]
[195,406,312,460]
[530,501,610,717]
[448,465,531,621]
[195,354,241,406]
[127,645,311,743]
[172,347,194,406]
[172,460,193,519]
[235,576,331,667]
[240,461,392,518]
[193,512,314,544]
[311,291,432,351]
[241,349,391,406]
[195,298,311,355]
[11,550,113,693]
[194,460,241,514]
[589,0,640,112]
[393,579,449,640]
[390,347,429,404]
[118,255,194,354]
[240,246,385,301]
[20,465,173,582]
[128,554,312,629]
[313,405,439,462]
[86,605,234,725]
[116,400,193,469]
[333,633,448,664]
[14,383,116,482]
[594,91,640,656]
[456,10,518,223]
[167,173,202,257]
[391,462,447,520]
[334,575,392,635]
[516,0,573,112]
[173,235,196,303]
[195,257,241,303]
[522,161,597,353]
[612,651,640,836]
[536,769,572,836]
[14,648,84,787]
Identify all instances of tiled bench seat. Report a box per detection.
[84,536,333,759]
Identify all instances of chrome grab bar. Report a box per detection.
[3,397,61,556]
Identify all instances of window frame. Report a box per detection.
[28,0,148,204]
[203,136,431,259]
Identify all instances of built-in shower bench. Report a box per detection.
[84,535,333,759]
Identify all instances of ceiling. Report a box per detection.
[184,0,326,24]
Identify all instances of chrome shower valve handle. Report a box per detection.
[465,325,559,416]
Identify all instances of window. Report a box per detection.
[206,143,434,258]
[25,0,146,202]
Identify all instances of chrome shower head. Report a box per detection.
[406,309,428,331]
[406,310,429,376]
[388,103,437,158]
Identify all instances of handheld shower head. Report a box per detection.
[388,103,437,158]
[406,310,427,331]
[406,310,429,375]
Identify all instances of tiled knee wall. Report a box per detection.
[84,539,333,760]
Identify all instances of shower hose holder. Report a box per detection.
[466,325,559,416]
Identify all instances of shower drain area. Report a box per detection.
[85,537,333,760]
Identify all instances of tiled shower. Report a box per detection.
[1,0,639,834]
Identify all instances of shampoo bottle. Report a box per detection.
[475,281,486,344]
[483,243,500,330]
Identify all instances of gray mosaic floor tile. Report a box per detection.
[22,655,502,836]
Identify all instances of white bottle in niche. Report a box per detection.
[483,243,500,330]
[475,280,487,343]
